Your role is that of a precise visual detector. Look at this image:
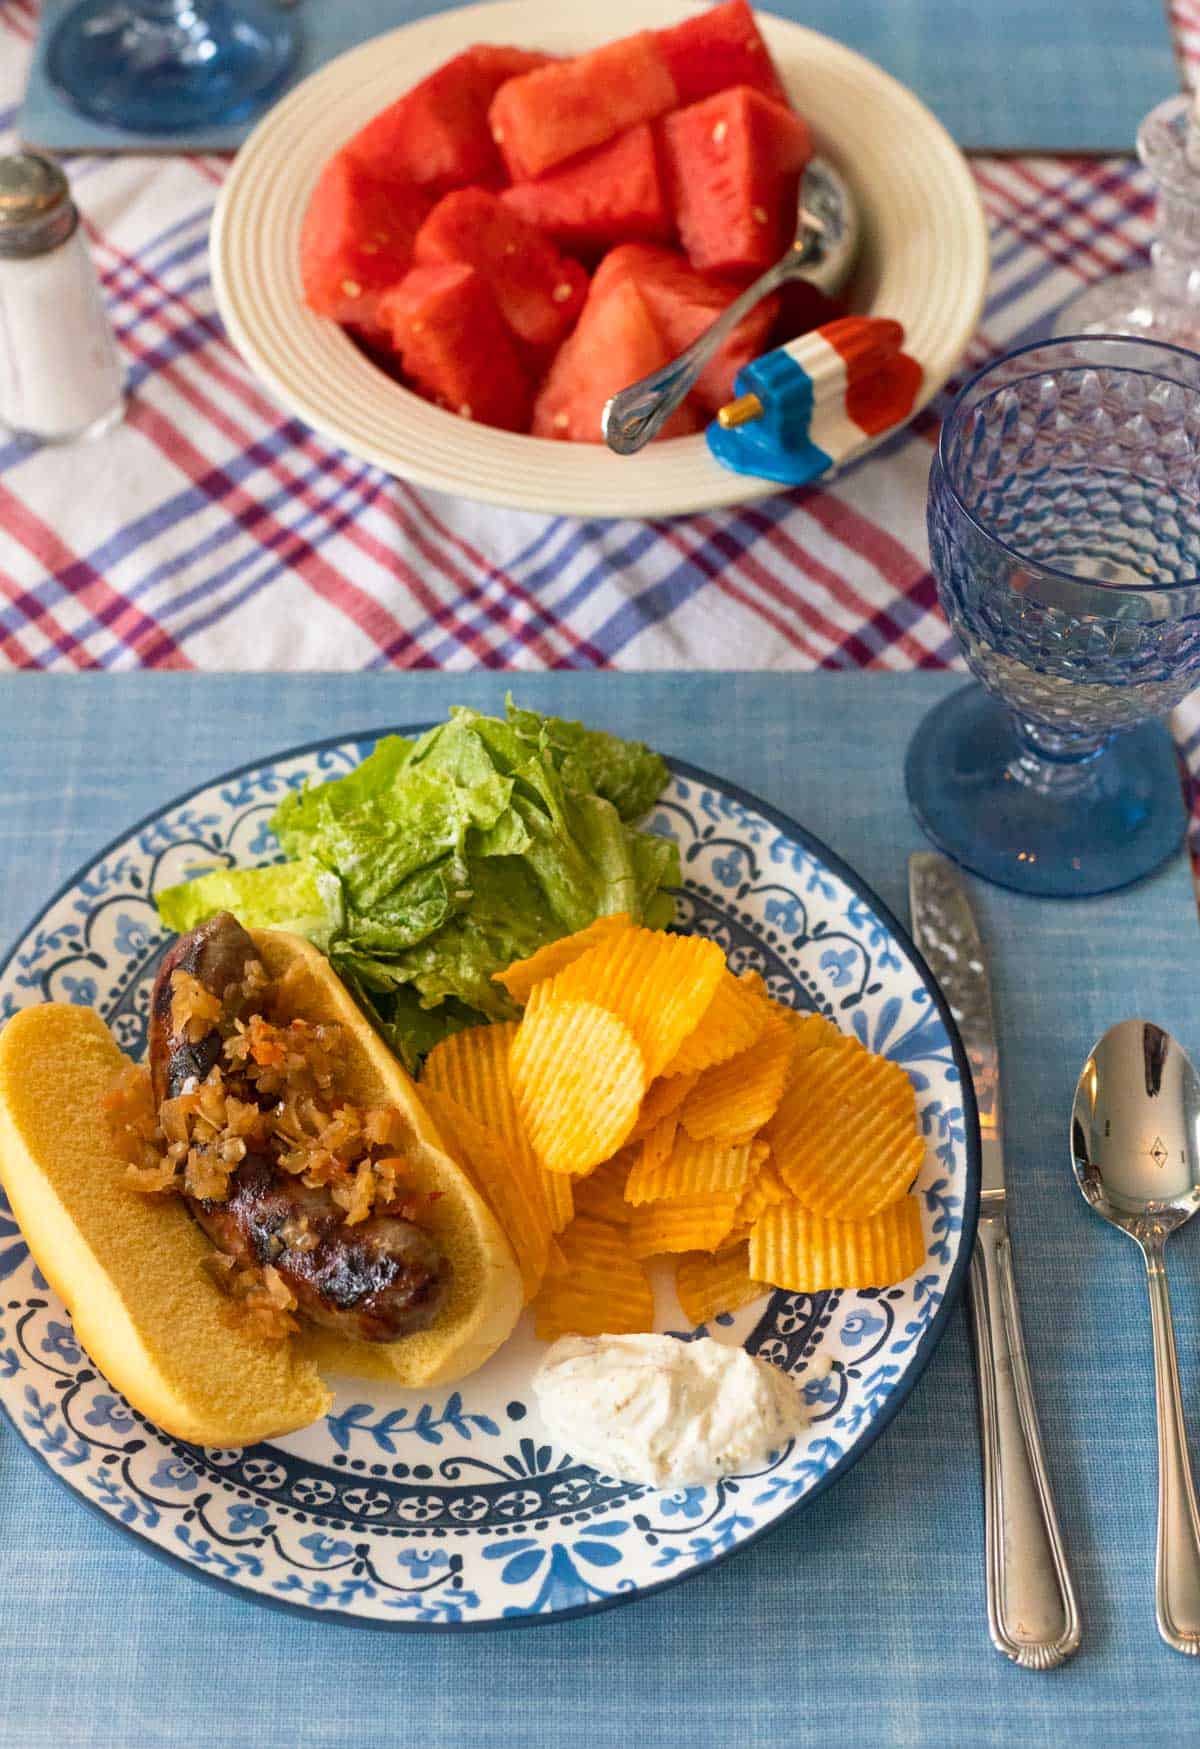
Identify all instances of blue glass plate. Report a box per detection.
[0,733,979,1629]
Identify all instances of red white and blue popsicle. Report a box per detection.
[707,316,923,486]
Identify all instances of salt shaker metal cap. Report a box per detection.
[0,153,77,258]
[0,150,125,442]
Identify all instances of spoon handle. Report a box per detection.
[970,1215,1081,1667]
[1144,1243,1200,1653]
[600,241,820,456]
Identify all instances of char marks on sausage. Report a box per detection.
[148,913,451,1342]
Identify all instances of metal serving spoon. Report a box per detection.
[1071,1019,1200,1654]
[601,155,861,455]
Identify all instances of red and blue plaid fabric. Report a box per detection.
[0,0,1191,696]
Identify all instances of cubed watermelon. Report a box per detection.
[379,263,533,431]
[662,85,811,275]
[414,188,588,351]
[533,275,702,442]
[300,152,432,334]
[592,243,778,413]
[346,44,553,194]
[655,0,789,106]
[490,32,678,180]
[499,125,672,252]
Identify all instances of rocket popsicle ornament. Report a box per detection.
[707,317,922,487]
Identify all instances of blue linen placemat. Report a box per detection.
[18,0,1181,158]
[1,669,1200,1749]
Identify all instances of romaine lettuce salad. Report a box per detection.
[157,702,679,1069]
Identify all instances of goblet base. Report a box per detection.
[906,685,1187,898]
[48,0,297,133]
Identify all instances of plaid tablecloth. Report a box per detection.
[1,0,1191,675]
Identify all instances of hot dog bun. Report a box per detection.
[0,1001,334,1445]
[0,933,523,1445]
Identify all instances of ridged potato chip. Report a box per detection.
[420,1087,551,1301]
[492,913,634,1005]
[510,996,646,1176]
[662,969,770,1077]
[733,1154,791,1229]
[749,1196,925,1291]
[764,1034,924,1218]
[628,1192,742,1257]
[625,1131,765,1205]
[676,1242,767,1326]
[786,1012,845,1057]
[636,1113,679,1185]
[680,1011,794,1143]
[627,1071,698,1144]
[571,1148,634,1227]
[422,1020,571,1234]
[540,1170,575,1234]
[422,1021,562,1230]
[532,1215,654,1342]
[538,926,725,1081]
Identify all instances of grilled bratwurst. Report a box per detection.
[148,913,450,1343]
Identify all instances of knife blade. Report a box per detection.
[907,852,1004,1193]
[908,852,1081,1669]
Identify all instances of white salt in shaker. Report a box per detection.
[0,152,125,443]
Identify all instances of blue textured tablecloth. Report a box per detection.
[1,670,1199,1749]
[19,0,1179,155]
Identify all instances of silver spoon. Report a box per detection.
[601,155,861,455]
[1071,1018,1200,1654]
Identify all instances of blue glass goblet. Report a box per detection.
[48,0,296,134]
[906,336,1200,897]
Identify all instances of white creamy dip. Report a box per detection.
[532,1333,807,1488]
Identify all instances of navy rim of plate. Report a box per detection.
[0,725,982,1634]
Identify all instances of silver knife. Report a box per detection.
[908,852,1081,1670]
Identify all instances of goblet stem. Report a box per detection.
[1009,719,1110,800]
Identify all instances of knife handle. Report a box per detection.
[969,1214,1081,1668]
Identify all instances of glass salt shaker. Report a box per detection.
[1053,93,1200,349]
[0,152,125,443]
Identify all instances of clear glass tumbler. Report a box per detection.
[47,0,297,134]
[906,336,1200,898]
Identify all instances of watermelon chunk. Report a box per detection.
[300,152,431,334]
[346,44,554,194]
[655,0,789,106]
[379,263,533,432]
[490,32,677,180]
[662,85,811,275]
[499,125,672,252]
[592,243,778,413]
[533,275,702,442]
[414,188,588,350]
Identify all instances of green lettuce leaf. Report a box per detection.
[504,698,669,821]
[156,860,343,950]
[154,703,676,1065]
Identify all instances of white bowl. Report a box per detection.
[211,0,989,518]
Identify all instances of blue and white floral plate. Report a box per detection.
[0,735,979,1629]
